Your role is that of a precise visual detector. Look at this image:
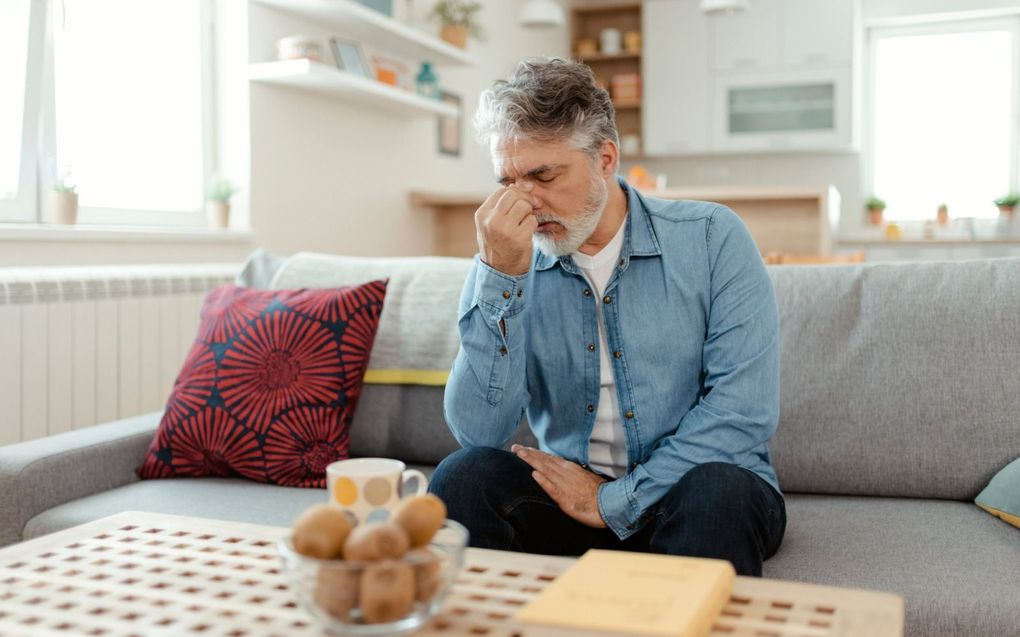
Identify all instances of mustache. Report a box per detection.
[533,215,564,225]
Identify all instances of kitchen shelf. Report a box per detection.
[248,59,460,117]
[613,100,642,110]
[578,52,641,63]
[252,0,476,67]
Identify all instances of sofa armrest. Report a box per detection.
[0,411,161,546]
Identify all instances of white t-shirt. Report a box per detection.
[571,218,628,478]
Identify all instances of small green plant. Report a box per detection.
[205,175,236,202]
[430,0,484,40]
[994,192,1020,207]
[52,172,76,194]
[47,159,76,193]
[865,196,885,211]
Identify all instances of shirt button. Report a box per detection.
[625,410,635,419]
[502,290,511,300]
[499,346,508,355]
[583,288,592,297]
[603,295,612,304]
[630,461,638,469]
[586,343,596,352]
[586,404,594,413]
[517,289,523,298]
[613,350,622,359]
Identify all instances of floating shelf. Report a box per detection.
[253,0,476,67]
[249,59,460,117]
[578,52,642,62]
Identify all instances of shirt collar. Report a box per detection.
[534,175,662,272]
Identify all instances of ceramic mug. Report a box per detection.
[326,458,428,525]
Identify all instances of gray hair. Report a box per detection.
[473,57,619,158]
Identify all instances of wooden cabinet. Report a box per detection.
[571,3,644,157]
[642,0,710,155]
[411,186,841,257]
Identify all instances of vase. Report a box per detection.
[441,25,468,49]
[205,200,230,229]
[46,191,78,225]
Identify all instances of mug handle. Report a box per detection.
[401,469,429,497]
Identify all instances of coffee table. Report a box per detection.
[0,511,903,636]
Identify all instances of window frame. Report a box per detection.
[3,0,218,227]
[0,0,46,223]
[863,15,1020,222]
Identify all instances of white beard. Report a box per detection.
[533,172,609,257]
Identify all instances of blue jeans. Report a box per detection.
[429,447,786,577]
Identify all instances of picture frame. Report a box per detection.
[330,38,372,78]
[437,91,462,157]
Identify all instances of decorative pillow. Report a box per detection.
[976,457,1020,529]
[138,280,388,488]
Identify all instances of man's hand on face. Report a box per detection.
[475,183,538,277]
[511,444,608,529]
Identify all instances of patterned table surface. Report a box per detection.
[0,512,903,637]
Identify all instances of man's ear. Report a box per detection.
[599,139,619,177]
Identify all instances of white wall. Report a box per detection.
[247,0,568,258]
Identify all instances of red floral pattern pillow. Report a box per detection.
[138,281,387,487]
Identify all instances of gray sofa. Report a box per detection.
[2,253,1019,637]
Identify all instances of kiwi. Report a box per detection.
[407,548,442,602]
[292,504,355,559]
[342,522,410,562]
[359,561,416,624]
[313,565,360,620]
[392,494,447,547]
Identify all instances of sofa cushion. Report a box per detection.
[767,258,1020,500]
[975,456,1020,528]
[270,252,472,385]
[138,281,387,487]
[22,469,435,541]
[766,494,1020,637]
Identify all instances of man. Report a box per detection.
[428,58,786,577]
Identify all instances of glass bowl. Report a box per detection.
[277,520,469,636]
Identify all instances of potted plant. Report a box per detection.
[994,192,1019,218]
[936,202,950,226]
[865,195,886,226]
[47,165,78,225]
[205,175,237,230]
[430,0,483,49]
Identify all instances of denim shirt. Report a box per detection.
[443,177,781,540]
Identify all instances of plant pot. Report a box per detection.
[46,191,78,225]
[867,208,884,226]
[205,200,230,229]
[936,207,949,226]
[998,205,1015,218]
[440,25,468,49]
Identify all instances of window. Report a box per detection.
[1,0,215,226]
[0,0,40,222]
[866,18,1020,221]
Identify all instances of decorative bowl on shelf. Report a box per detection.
[277,520,468,636]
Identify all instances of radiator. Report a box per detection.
[0,264,240,445]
